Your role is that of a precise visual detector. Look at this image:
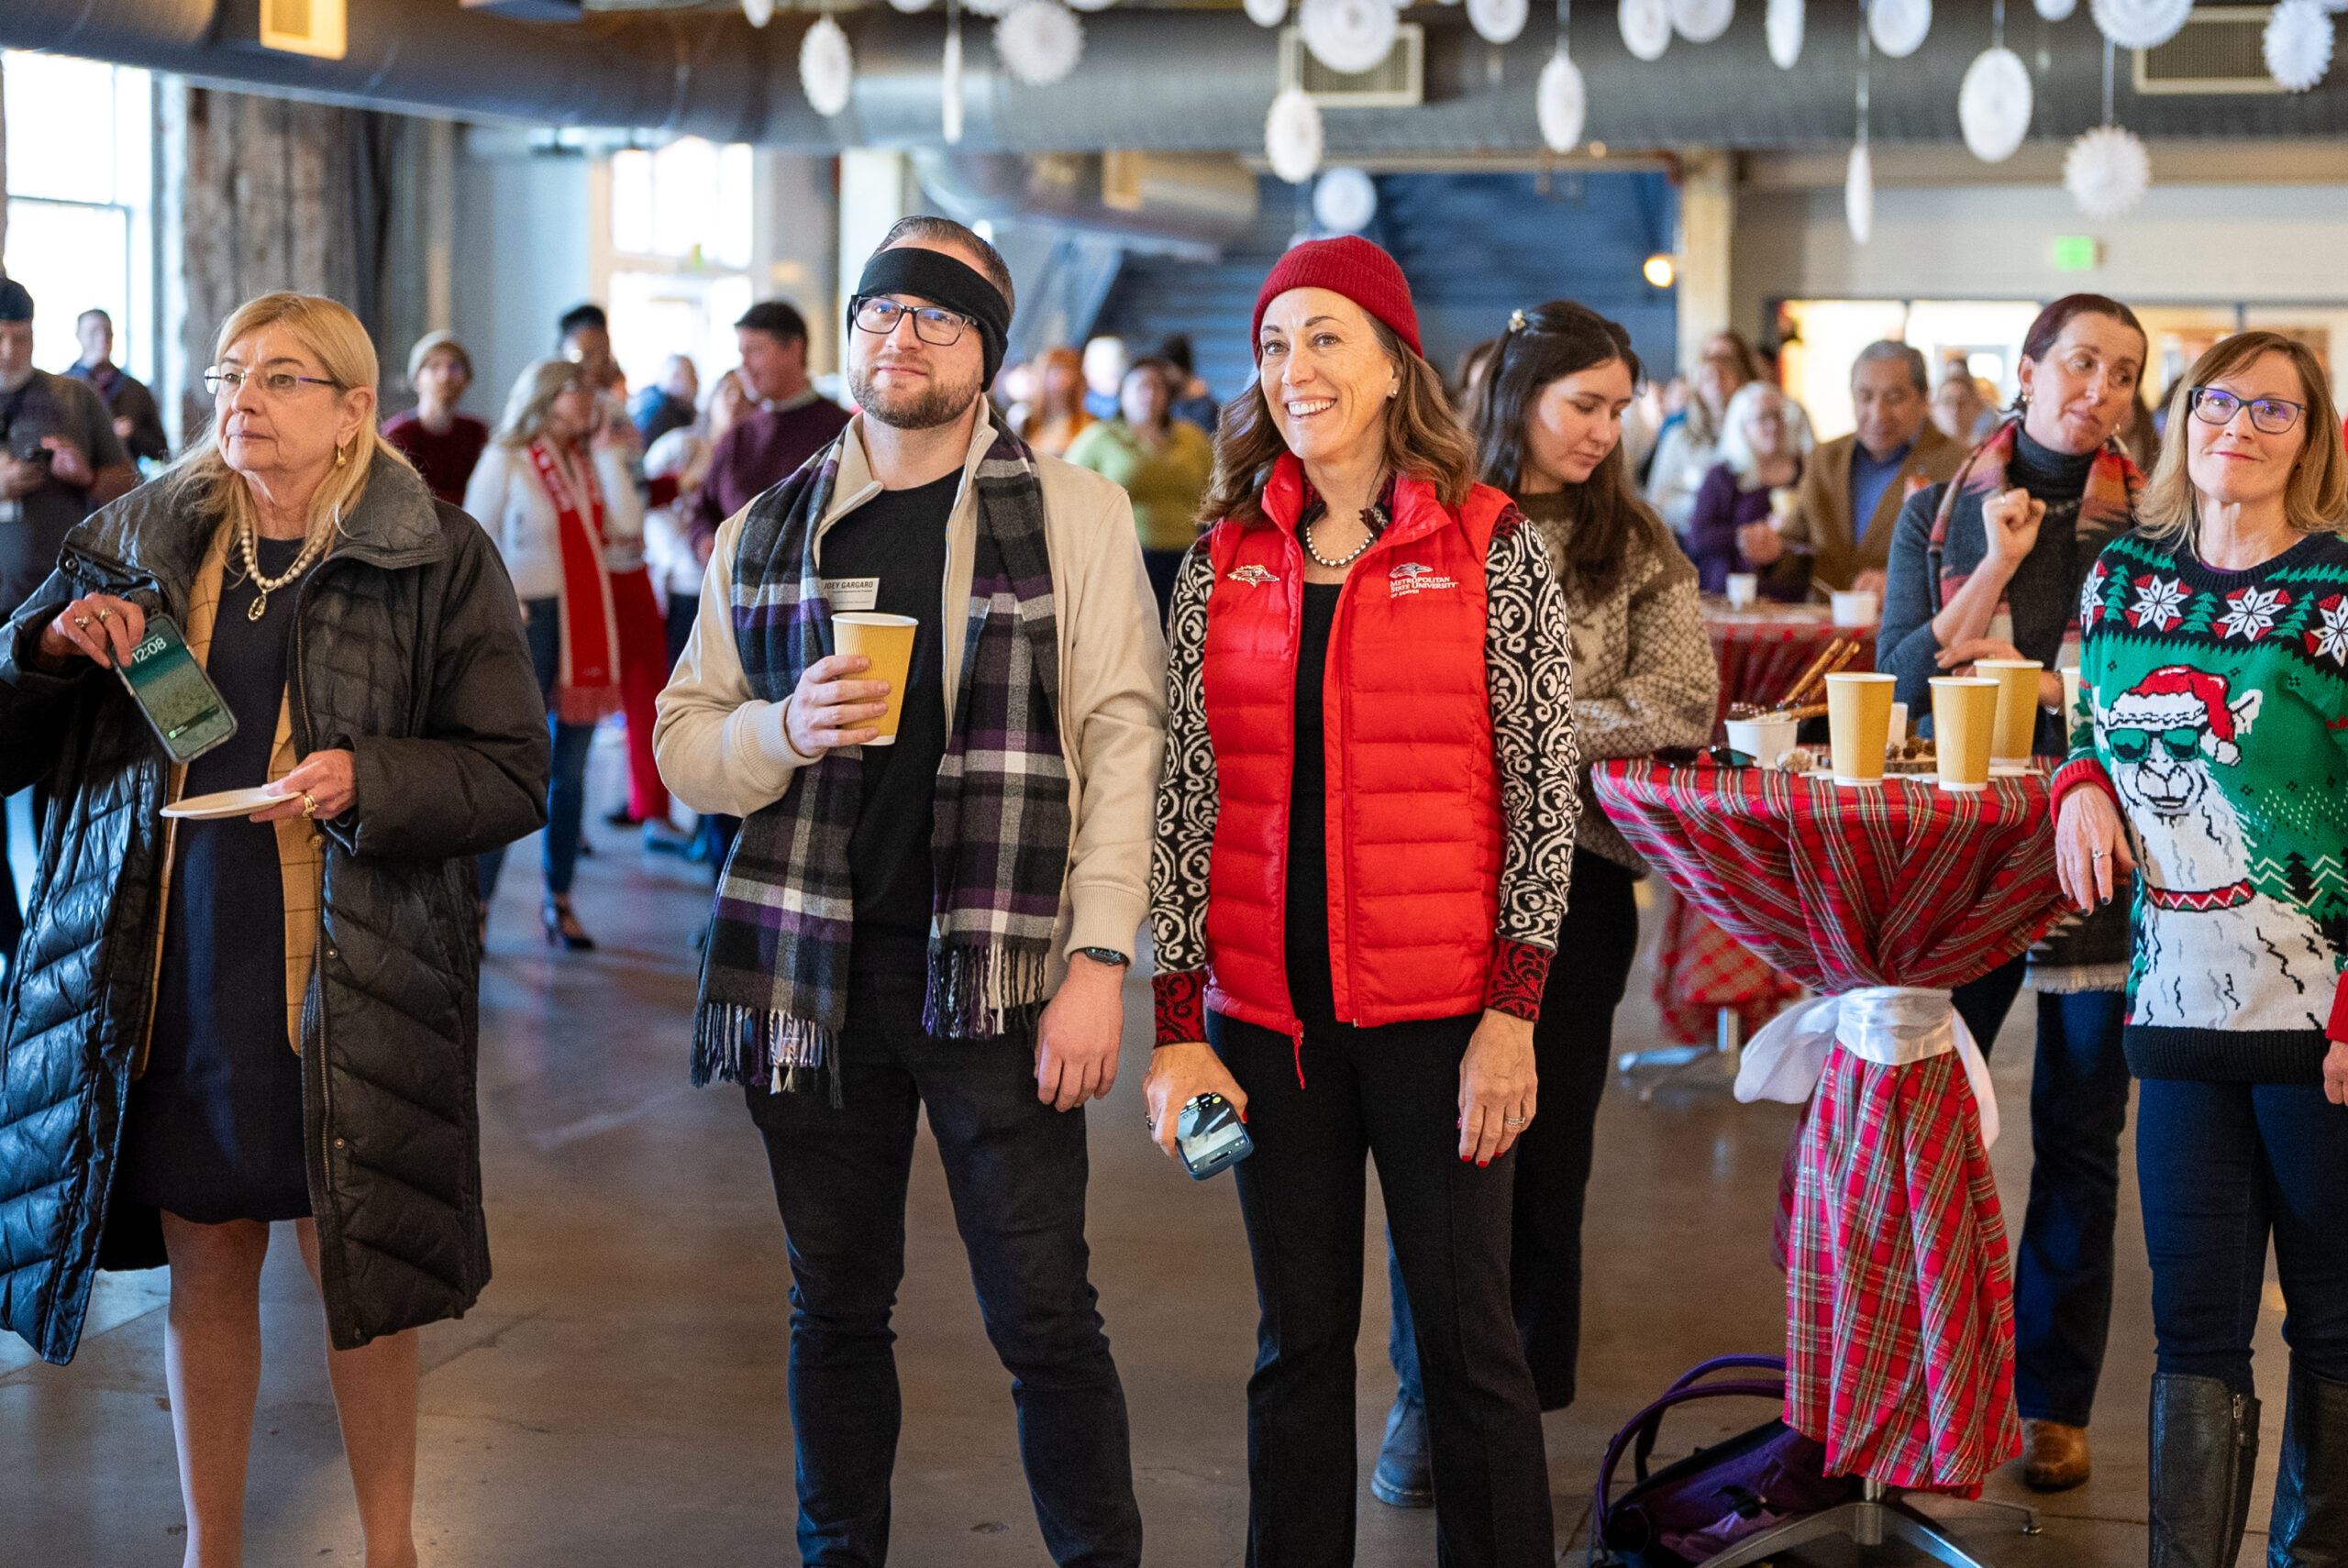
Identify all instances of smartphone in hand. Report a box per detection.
[1177,1092,1253,1181]
[117,613,238,764]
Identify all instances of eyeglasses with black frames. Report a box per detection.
[2187,386,2304,436]
[850,297,976,348]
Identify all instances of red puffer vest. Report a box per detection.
[1201,455,1512,1037]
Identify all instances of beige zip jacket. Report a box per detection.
[652,411,1169,988]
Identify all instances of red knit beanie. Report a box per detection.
[1249,235,1423,360]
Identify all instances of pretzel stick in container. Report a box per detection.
[1776,639,1846,712]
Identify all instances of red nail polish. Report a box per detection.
[1478,1158,1490,1168]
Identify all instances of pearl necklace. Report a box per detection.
[239,522,331,621]
[1300,503,1386,570]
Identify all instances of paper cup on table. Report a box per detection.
[1977,657,2043,773]
[1724,714,1800,768]
[1930,677,1999,791]
[1830,590,1879,628]
[1888,701,1909,745]
[832,613,918,745]
[1725,572,1759,610]
[1824,672,1898,786]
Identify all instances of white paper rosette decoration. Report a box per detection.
[1266,87,1325,183]
[2065,123,2152,217]
[1536,48,1589,149]
[887,0,934,16]
[1670,0,1733,43]
[1313,167,1378,232]
[1245,0,1289,24]
[2033,0,2076,17]
[2265,0,2334,92]
[1845,143,1873,244]
[743,0,775,27]
[996,0,1083,83]
[1959,46,2032,162]
[1619,0,1672,60]
[1868,0,1930,58]
[1468,0,1530,44]
[2090,0,2190,50]
[1766,0,1803,67]
[1301,0,1400,72]
[1067,0,1115,13]
[800,16,855,116]
[942,25,965,143]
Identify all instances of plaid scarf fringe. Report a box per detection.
[924,943,1051,1043]
[690,1002,842,1104]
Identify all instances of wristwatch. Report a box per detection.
[1075,945,1131,967]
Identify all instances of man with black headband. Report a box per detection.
[656,215,1161,1565]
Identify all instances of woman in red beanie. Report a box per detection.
[1144,234,1578,1566]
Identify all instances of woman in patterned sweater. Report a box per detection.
[2054,332,2348,1567]
[1144,238,1578,1568]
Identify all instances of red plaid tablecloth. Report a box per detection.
[1705,605,1876,728]
[1594,760,2071,1492]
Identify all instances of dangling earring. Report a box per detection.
[335,442,349,468]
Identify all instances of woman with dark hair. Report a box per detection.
[1877,293,2150,1493]
[1145,237,1578,1567]
[1364,299,1719,1508]
[2056,330,2348,1567]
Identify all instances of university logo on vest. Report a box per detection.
[1389,560,1457,598]
[1227,564,1278,586]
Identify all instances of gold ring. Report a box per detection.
[301,792,318,818]
[93,607,112,624]
[72,615,90,630]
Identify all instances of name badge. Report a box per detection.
[823,576,880,613]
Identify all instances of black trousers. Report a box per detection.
[745,976,1142,1568]
[1210,1003,1554,1568]
[1391,849,1643,1411]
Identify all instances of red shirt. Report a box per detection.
[382,408,491,506]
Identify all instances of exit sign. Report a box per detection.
[2053,236,2103,271]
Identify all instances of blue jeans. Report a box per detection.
[744,975,1140,1568]
[2137,1077,2348,1399]
[477,596,595,900]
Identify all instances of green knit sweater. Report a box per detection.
[2055,529,2348,1082]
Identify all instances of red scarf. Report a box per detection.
[527,437,622,724]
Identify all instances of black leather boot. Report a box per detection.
[2150,1373,2260,1568]
[1370,1391,1434,1508]
[2269,1361,2348,1567]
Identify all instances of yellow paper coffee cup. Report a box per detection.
[1930,677,1999,792]
[1825,672,1898,787]
[1976,658,2043,770]
[833,613,918,745]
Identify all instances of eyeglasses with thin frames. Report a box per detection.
[2187,385,2304,436]
[205,366,343,399]
[850,297,976,348]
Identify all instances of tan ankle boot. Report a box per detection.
[2022,1418,2093,1491]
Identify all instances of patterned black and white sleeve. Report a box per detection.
[1483,510,1580,1020]
[1149,540,1219,1046]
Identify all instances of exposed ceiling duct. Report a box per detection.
[9,0,2348,152]
[913,150,1259,258]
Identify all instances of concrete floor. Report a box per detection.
[0,748,2295,1565]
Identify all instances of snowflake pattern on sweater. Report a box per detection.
[2058,530,2348,1083]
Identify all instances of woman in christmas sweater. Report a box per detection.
[2054,331,2348,1568]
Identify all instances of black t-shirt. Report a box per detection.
[1283,582,1343,1026]
[822,469,958,979]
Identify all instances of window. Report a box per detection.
[2,51,154,383]
[602,137,758,401]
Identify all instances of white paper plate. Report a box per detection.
[163,785,282,821]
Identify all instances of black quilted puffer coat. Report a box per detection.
[0,459,548,1363]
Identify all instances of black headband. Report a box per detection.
[850,246,1011,387]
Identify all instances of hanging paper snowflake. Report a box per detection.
[2033,0,2076,17]
[1845,143,1873,244]
[800,16,855,116]
[1619,0,1672,60]
[1868,0,1930,58]
[942,25,965,143]
[743,0,775,27]
[1066,0,1116,12]
[1313,167,1379,232]
[1766,0,1803,68]
[2265,0,2334,92]
[1468,0,1530,43]
[1536,48,1588,149]
[887,0,934,15]
[1245,0,1288,23]
[964,0,1016,19]
[996,0,1083,84]
[2089,0,2190,50]
[1301,0,1400,72]
[2065,123,2152,217]
[1959,46,2032,163]
[1265,87,1325,184]
[1670,0,1733,43]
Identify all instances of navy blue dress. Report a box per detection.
[116,536,312,1224]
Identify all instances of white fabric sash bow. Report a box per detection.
[1733,986,1999,1147]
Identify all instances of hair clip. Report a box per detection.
[1508,308,1528,334]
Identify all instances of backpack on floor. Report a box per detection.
[1588,1354,1858,1567]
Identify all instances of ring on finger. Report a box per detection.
[1503,1115,1531,1128]
[72,615,91,630]
[93,606,113,624]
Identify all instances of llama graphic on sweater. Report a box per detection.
[2101,665,2333,1032]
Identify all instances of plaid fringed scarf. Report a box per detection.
[1924,416,2142,610]
[691,415,1070,1095]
